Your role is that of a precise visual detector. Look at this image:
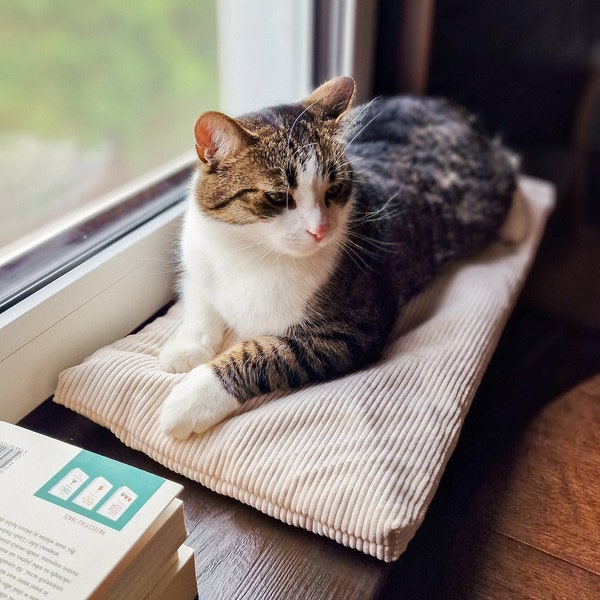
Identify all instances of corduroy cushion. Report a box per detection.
[54,177,553,561]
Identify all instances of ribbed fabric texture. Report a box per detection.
[54,179,553,561]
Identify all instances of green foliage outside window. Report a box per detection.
[0,0,219,248]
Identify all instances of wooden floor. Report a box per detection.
[20,304,600,599]
[441,375,600,599]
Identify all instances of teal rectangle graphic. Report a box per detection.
[34,450,165,531]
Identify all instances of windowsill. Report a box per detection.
[0,200,184,423]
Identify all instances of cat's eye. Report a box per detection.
[265,191,295,209]
[325,183,346,201]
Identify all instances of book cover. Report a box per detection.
[0,421,186,599]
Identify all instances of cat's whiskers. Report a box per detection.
[297,298,329,332]
[250,246,282,266]
[352,194,404,224]
[338,174,363,186]
[331,157,353,170]
[336,235,375,274]
[338,96,380,142]
[288,141,318,161]
[143,257,181,277]
[329,160,355,180]
[226,238,280,264]
[342,110,383,153]
[349,231,402,251]
[341,245,374,274]
[275,166,293,211]
[346,234,391,259]
[286,100,320,157]
[355,210,405,225]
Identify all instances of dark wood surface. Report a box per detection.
[18,305,600,599]
[441,375,600,599]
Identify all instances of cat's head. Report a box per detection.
[191,76,355,258]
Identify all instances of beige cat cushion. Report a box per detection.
[54,177,553,562]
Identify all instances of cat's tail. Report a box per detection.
[499,187,529,244]
[491,136,520,192]
[491,139,529,244]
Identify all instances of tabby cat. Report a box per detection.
[159,76,521,438]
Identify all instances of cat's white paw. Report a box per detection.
[159,364,240,438]
[159,337,216,373]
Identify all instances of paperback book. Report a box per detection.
[0,421,196,599]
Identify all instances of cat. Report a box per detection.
[158,76,521,439]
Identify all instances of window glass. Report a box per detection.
[0,0,218,261]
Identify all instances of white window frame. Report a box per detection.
[0,198,184,423]
[313,0,378,104]
[0,0,377,423]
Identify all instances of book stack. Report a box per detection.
[0,421,197,599]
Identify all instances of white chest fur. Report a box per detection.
[180,203,341,339]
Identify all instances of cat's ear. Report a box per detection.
[194,111,257,165]
[301,76,355,120]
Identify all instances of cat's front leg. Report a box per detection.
[159,300,225,374]
[159,328,221,373]
[159,334,294,438]
[159,330,362,438]
[159,364,240,438]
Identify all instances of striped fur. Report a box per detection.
[159,76,518,437]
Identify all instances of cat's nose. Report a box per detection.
[307,223,329,242]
